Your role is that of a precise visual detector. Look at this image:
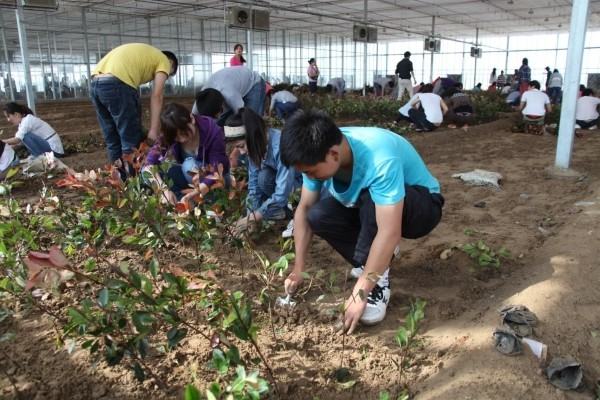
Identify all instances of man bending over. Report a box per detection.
[280,110,444,334]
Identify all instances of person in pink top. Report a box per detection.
[230,44,246,66]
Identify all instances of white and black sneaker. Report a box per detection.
[350,245,400,279]
[360,282,391,325]
[281,219,294,238]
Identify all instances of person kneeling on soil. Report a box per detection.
[144,103,229,206]
[519,80,551,135]
[2,102,64,158]
[575,88,600,131]
[445,84,475,131]
[268,89,299,121]
[408,84,448,132]
[230,108,301,235]
[281,109,444,333]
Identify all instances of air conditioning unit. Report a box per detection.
[470,47,482,58]
[424,37,441,52]
[367,27,378,43]
[252,9,270,31]
[229,7,252,29]
[353,25,368,42]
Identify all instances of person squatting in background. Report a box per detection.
[3,102,64,158]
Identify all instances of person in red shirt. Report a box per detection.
[230,44,246,66]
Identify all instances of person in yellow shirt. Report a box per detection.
[91,43,178,163]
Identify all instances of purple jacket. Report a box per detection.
[146,115,230,187]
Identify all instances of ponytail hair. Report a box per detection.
[225,107,266,167]
[3,102,33,116]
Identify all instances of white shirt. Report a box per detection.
[328,78,345,94]
[414,93,444,124]
[269,90,298,111]
[521,89,550,117]
[399,94,419,117]
[0,143,16,172]
[16,114,64,154]
[576,96,600,121]
[549,73,563,88]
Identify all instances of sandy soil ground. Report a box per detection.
[1,100,599,399]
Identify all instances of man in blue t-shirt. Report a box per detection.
[280,109,444,334]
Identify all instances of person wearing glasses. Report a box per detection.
[91,43,178,163]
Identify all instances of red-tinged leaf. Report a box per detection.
[175,202,189,213]
[204,270,217,281]
[143,249,154,261]
[48,246,69,268]
[187,280,208,290]
[210,332,220,348]
[29,251,51,259]
[167,265,187,277]
[24,252,73,291]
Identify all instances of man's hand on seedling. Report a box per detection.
[341,290,368,335]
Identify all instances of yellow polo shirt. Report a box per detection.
[93,43,172,89]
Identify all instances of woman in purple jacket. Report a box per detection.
[144,102,230,205]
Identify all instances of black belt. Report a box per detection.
[92,76,118,82]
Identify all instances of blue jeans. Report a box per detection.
[255,167,287,220]
[274,101,299,120]
[548,87,562,104]
[216,79,266,126]
[161,159,231,200]
[243,79,266,116]
[90,77,143,163]
[21,132,63,157]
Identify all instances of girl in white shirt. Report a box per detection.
[3,102,64,157]
[408,84,448,132]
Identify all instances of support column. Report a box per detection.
[146,17,152,45]
[16,0,35,112]
[200,19,205,85]
[474,28,479,87]
[461,41,465,82]
[362,0,368,96]
[52,32,61,99]
[0,13,15,101]
[246,29,253,70]
[282,30,287,83]
[37,33,47,100]
[328,36,332,81]
[175,17,181,92]
[353,40,357,89]
[555,0,590,169]
[554,32,560,67]
[504,35,510,74]
[429,16,435,82]
[81,7,91,96]
[341,36,345,83]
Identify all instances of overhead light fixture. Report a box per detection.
[544,17,549,22]
[558,23,562,28]
[528,8,534,14]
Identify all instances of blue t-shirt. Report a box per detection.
[302,127,440,207]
